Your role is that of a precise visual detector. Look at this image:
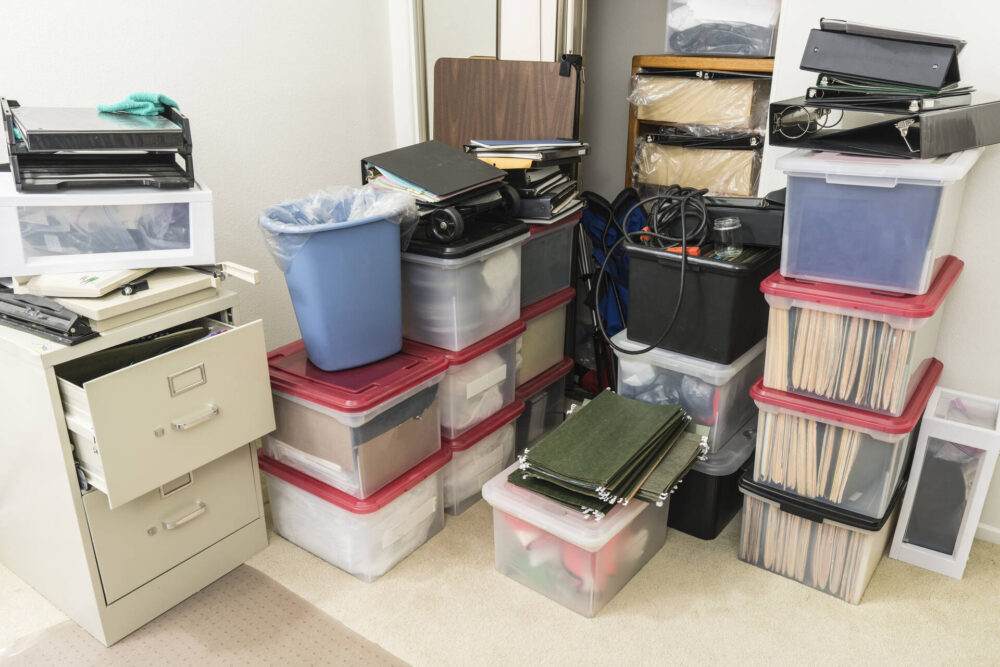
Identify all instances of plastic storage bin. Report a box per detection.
[482,462,668,617]
[520,213,579,307]
[264,339,446,499]
[442,400,525,515]
[777,148,982,295]
[668,415,756,540]
[626,243,777,364]
[407,320,524,440]
[751,359,941,520]
[0,172,215,276]
[402,221,529,351]
[515,357,573,455]
[665,0,780,56]
[890,386,1000,579]
[762,256,961,416]
[259,189,414,371]
[738,473,902,604]
[517,287,574,386]
[614,330,764,453]
[260,447,450,582]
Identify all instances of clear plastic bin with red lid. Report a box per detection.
[521,211,581,307]
[263,339,447,499]
[760,256,961,416]
[259,447,451,582]
[517,286,575,386]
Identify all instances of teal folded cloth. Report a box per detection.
[97,92,178,116]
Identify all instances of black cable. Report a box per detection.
[593,186,709,357]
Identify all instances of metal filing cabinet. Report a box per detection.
[0,290,274,646]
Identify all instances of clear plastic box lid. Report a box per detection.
[750,359,942,436]
[482,462,651,552]
[611,329,766,386]
[0,169,212,205]
[777,147,983,186]
[259,446,451,514]
[402,231,529,269]
[267,339,448,423]
[443,399,525,453]
[760,256,963,320]
[693,414,756,476]
[515,356,574,400]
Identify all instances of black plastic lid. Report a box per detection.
[738,471,905,531]
[625,243,779,274]
[405,217,529,259]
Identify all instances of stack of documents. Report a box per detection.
[509,390,695,518]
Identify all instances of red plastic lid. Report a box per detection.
[258,446,452,514]
[528,211,582,236]
[760,256,963,318]
[442,400,526,453]
[520,287,576,322]
[405,319,526,366]
[749,359,943,434]
[515,357,575,400]
[267,339,448,413]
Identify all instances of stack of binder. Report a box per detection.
[739,19,982,605]
[768,20,1000,158]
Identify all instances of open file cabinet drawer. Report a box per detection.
[83,445,261,604]
[58,318,276,508]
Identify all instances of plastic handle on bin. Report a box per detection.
[824,173,898,188]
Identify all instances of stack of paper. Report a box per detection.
[509,390,693,518]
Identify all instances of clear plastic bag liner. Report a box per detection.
[258,185,418,271]
[633,140,761,196]
[629,75,770,135]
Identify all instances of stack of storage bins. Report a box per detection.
[258,339,451,581]
[398,220,537,515]
[738,148,980,603]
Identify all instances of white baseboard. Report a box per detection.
[976,522,1000,545]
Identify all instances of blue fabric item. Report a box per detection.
[97,92,178,116]
[582,196,647,337]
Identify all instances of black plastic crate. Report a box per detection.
[625,244,778,364]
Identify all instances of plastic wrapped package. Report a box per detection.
[260,448,450,583]
[666,0,780,56]
[483,462,668,617]
[629,75,770,134]
[403,234,527,351]
[442,401,525,515]
[633,140,760,196]
[409,321,524,439]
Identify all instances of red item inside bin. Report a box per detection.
[760,256,963,318]
[258,446,452,514]
[267,340,448,414]
[405,319,526,366]
[520,287,575,322]
[443,400,526,453]
[750,358,942,434]
[516,357,574,401]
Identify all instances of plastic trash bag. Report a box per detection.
[259,185,419,271]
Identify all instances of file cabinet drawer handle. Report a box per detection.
[162,501,207,530]
[171,404,220,432]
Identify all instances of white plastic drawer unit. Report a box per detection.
[83,445,261,605]
[0,174,215,276]
[57,317,276,508]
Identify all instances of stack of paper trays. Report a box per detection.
[510,390,703,518]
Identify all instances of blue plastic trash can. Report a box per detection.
[261,206,404,371]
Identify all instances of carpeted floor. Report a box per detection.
[0,565,403,666]
[3,498,1000,665]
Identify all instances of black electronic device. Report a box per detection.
[0,290,98,345]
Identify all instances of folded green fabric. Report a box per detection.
[636,431,708,506]
[97,92,178,116]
